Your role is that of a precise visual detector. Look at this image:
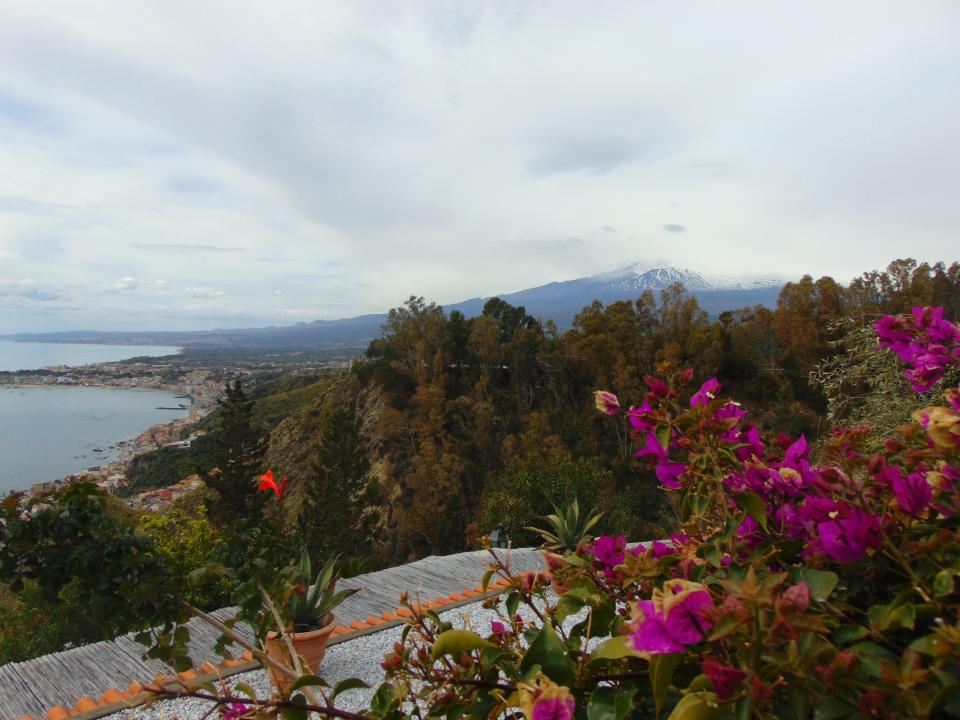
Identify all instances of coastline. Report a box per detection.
[10,385,206,500]
[2,354,227,502]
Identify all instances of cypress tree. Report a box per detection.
[208,379,266,526]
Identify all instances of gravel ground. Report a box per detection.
[112,596,585,719]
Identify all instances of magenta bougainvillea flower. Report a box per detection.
[221,703,251,719]
[690,377,722,407]
[701,658,747,700]
[591,534,626,568]
[628,580,714,654]
[656,462,686,489]
[593,390,621,415]
[876,307,960,392]
[816,506,883,563]
[644,374,671,399]
[627,401,656,432]
[878,465,932,516]
[518,673,575,720]
[532,695,575,720]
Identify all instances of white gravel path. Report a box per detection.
[111,596,588,719]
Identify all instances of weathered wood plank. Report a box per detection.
[0,548,545,720]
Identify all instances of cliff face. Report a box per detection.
[263,374,389,533]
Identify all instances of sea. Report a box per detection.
[0,341,188,493]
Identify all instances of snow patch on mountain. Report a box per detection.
[601,264,784,293]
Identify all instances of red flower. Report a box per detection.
[258,470,288,499]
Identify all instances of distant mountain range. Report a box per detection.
[4,264,784,350]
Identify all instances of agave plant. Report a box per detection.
[285,551,358,631]
[525,499,603,554]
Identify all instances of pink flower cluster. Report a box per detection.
[627,580,714,654]
[876,307,960,392]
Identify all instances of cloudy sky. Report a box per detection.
[0,1,957,333]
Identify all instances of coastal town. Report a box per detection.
[3,349,357,512]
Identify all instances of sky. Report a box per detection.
[0,1,957,333]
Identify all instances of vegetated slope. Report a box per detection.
[264,259,960,566]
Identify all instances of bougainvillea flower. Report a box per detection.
[636,430,669,461]
[877,308,960,392]
[714,401,746,427]
[593,390,621,415]
[816,506,883,563]
[656,461,686,489]
[627,402,656,432]
[644,375,671,399]
[591,535,626,569]
[629,581,714,654]
[879,465,932,516]
[656,579,715,644]
[701,659,747,701]
[690,378,721,407]
[257,470,289,499]
[490,620,508,635]
[518,672,575,720]
[627,600,685,654]
[221,703,251,719]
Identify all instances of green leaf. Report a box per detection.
[813,698,856,720]
[849,641,897,678]
[832,625,869,646]
[291,674,328,691]
[656,425,671,450]
[794,568,838,602]
[868,602,915,632]
[733,491,768,531]
[666,692,723,720]
[281,696,309,720]
[909,633,945,656]
[332,678,371,700]
[431,630,494,660]
[651,653,684,715]
[590,635,647,661]
[369,682,405,717]
[234,682,258,699]
[587,686,637,720]
[935,569,957,598]
[520,621,576,686]
[555,595,585,624]
[506,591,520,619]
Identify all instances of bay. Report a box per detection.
[0,340,181,372]
[0,385,189,493]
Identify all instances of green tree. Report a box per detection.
[208,379,266,526]
[299,405,381,560]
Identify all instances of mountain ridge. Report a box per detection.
[3,264,785,350]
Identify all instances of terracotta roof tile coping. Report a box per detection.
[26,565,546,720]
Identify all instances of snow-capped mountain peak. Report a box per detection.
[600,264,784,293]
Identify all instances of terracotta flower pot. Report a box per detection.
[540,550,572,594]
[264,612,336,693]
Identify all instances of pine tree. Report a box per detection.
[208,379,266,526]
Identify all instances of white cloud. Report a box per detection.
[184,287,228,300]
[0,1,957,332]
